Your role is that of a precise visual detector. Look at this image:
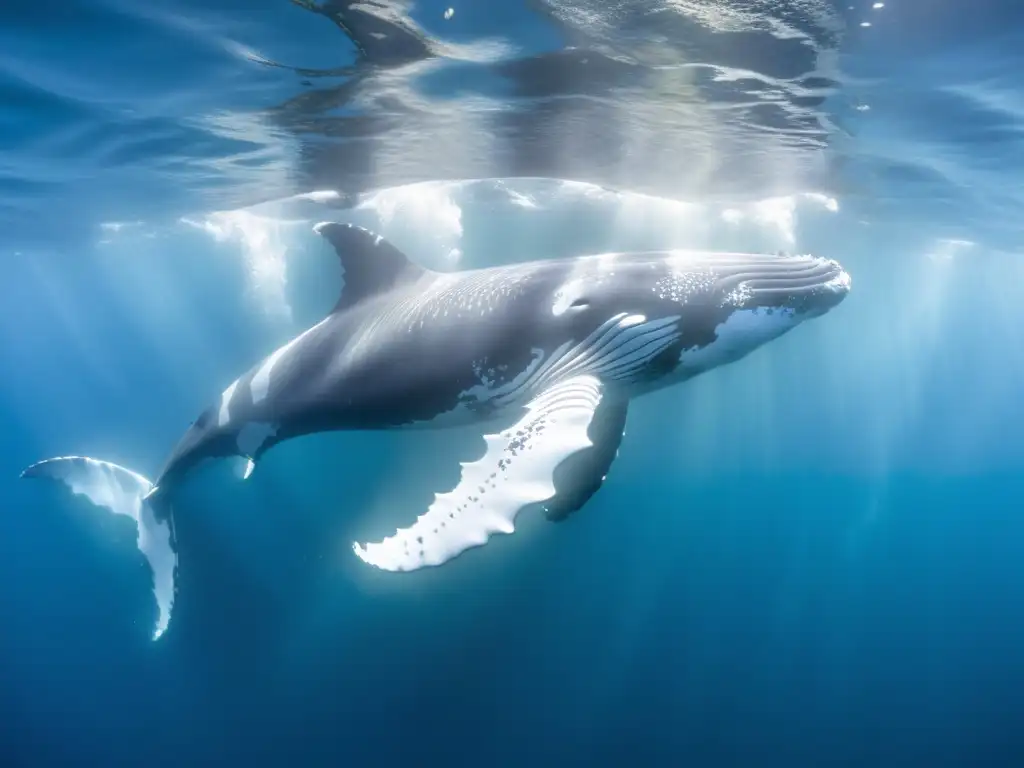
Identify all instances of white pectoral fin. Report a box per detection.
[353,375,607,572]
[21,456,177,640]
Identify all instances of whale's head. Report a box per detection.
[656,250,852,377]
[547,249,850,386]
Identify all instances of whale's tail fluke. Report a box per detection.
[20,456,177,640]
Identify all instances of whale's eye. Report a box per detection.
[569,298,590,310]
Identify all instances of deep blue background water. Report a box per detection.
[3,1,1024,765]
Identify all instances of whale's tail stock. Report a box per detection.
[20,456,177,640]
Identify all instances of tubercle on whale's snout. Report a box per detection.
[807,257,852,312]
[718,254,851,314]
[823,260,852,294]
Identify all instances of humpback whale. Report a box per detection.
[21,223,851,639]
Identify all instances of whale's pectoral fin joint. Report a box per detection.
[543,396,627,522]
[352,375,609,572]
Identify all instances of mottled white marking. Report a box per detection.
[243,458,256,480]
[724,282,754,307]
[218,380,239,427]
[20,456,174,641]
[353,375,604,571]
[652,268,716,303]
[681,307,797,371]
[470,359,494,388]
[461,347,546,405]
[251,317,329,405]
[237,421,278,457]
[824,265,852,293]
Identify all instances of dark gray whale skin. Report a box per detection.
[152,223,850,495]
[18,222,850,639]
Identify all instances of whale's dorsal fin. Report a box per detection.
[314,222,427,311]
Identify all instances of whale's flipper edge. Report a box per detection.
[313,221,428,311]
[352,375,610,572]
[21,456,177,641]
[544,396,627,522]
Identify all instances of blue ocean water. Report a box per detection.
[3,0,1024,765]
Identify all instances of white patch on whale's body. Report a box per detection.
[461,348,547,406]
[251,317,330,405]
[237,421,278,457]
[218,380,239,427]
[680,307,798,372]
